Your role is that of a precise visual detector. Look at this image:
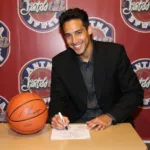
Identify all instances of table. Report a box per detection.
[0,123,147,150]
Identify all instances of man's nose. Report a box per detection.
[72,35,78,44]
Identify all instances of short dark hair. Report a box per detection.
[59,8,90,31]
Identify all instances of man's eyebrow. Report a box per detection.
[64,29,83,35]
[75,29,83,32]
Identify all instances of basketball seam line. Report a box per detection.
[8,108,47,122]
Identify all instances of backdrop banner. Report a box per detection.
[0,0,150,139]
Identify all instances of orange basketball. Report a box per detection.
[6,92,48,134]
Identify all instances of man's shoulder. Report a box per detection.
[53,48,71,61]
[93,40,124,51]
[93,40,126,57]
[93,40,128,65]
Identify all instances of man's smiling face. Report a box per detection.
[63,19,93,57]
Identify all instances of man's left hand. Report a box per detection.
[86,114,113,130]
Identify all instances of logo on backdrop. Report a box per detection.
[0,96,8,122]
[89,17,116,42]
[17,0,67,33]
[18,58,52,106]
[0,21,10,67]
[120,0,150,33]
[132,58,150,109]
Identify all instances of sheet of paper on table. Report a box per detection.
[51,124,91,140]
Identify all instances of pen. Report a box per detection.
[58,112,68,130]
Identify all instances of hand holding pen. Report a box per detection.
[51,112,70,130]
[58,112,68,130]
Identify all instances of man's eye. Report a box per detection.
[64,34,71,38]
[76,31,82,35]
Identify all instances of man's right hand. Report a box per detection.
[51,114,70,130]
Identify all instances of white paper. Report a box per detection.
[51,124,91,140]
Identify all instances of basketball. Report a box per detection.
[6,92,48,134]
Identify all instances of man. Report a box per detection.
[49,8,143,130]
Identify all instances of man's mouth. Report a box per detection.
[72,43,82,50]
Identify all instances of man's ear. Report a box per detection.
[88,24,93,35]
